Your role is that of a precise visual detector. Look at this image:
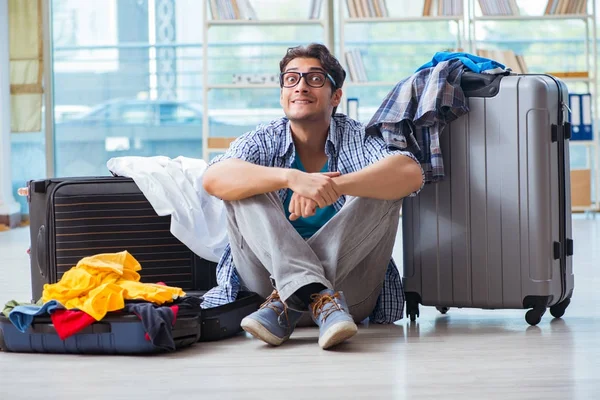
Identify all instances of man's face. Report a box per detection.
[280,57,341,123]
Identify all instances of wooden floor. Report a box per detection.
[0,217,599,400]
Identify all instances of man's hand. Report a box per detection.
[288,193,318,221]
[286,170,341,208]
[287,171,341,221]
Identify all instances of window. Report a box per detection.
[159,103,202,124]
[116,103,155,125]
[51,0,205,177]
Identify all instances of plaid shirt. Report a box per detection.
[366,59,470,183]
[201,114,424,324]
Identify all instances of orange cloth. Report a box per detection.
[42,251,185,320]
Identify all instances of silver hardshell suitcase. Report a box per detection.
[402,73,574,326]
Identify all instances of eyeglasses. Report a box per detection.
[280,71,337,89]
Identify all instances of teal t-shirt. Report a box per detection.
[283,157,338,238]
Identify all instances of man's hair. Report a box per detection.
[279,43,346,115]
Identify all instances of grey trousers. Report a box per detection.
[224,192,402,324]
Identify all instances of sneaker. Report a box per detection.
[310,289,358,350]
[240,290,304,346]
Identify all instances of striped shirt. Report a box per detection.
[201,113,424,323]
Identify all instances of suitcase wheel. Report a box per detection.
[436,307,449,315]
[408,310,418,322]
[525,308,545,326]
[406,301,419,322]
[405,292,421,322]
[549,297,571,319]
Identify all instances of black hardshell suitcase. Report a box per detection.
[27,176,218,301]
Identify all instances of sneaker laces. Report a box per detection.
[260,290,291,325]
[310,292,343,323]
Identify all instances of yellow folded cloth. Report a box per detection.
[42,251,185,320]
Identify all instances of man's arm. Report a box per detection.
[333,154,423,200]
[202,159,288,201]
[287,153,423,220]
[203,159,340,204]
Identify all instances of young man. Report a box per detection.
[202,43,423,350]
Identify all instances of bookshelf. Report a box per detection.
[468,0,599,211]
[338,0,465,120]
[472,14,591,20]
[207,19,326,26]
[344,16,462,22]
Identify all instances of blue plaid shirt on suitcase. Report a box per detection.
[201,114,424,324]
[367,58,470,183]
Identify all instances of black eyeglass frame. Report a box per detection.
[279,71,337,89]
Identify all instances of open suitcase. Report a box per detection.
[0,176,262,353]
[0,290,260,354]
[402,72,574,326]
[0,312,201,354]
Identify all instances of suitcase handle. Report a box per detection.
[30,322,111,335]
[461,71,506,98]
[36,225,48,279]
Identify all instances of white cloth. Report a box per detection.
[106,156,227,262]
